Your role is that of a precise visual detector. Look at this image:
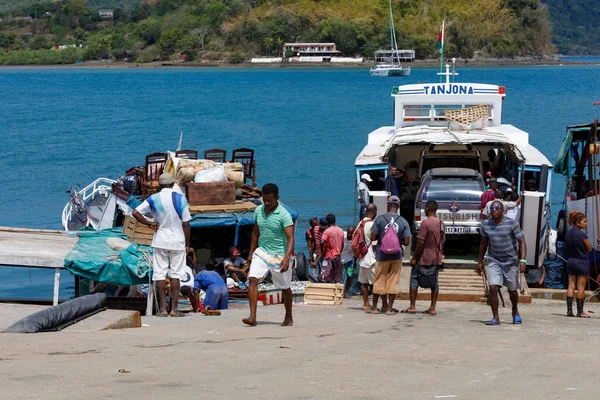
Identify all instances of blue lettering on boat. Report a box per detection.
[423,85,474,95]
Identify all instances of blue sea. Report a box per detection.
[2,65,600,300]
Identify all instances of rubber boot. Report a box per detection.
[576,298,585,317]
[567,296,574,317]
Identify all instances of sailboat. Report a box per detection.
[370,0,411,77]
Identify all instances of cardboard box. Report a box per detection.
[123,215,154,246]
[187,181,235,206]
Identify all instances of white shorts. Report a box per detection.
[248,247,292,289]
[153,248,186,281]
[358,266,375,284]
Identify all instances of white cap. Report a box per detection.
[361,173,373,182]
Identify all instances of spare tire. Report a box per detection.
[295,252,308,281]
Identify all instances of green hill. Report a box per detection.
[540,0,600,55]
[0,0,555,65]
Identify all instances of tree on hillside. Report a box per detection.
[263,36,273,55]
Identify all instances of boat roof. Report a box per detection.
[355,124,552,167]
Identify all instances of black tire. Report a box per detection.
[295,252,308,281]
[557,212,567,242]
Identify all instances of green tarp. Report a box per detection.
[64,228,152,285]
[554,129,573,176]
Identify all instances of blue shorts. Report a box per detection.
[487,262,518,291]
[204,285,229,310]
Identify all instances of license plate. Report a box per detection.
[445,226,478,234]
[439,212,479,221]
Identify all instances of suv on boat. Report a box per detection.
[412,167,485,250]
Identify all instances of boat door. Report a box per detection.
[355,165,389,218]
[517,163,551,268]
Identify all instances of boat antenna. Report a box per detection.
[437,63,457,84]
[176,132,183,151]
[451,58,456,82]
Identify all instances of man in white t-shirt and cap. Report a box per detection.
[357,173,373,220]
[133,172,192,318]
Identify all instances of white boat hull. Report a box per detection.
[370,66,411,77]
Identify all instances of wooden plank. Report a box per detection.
[305,294,339,301]
[0,229,77,268]
[305,288,343,296]
[305,299,337,305]
[305,283,344,289]
[189,201,257,215]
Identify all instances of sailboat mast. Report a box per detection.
[389,0,399,65]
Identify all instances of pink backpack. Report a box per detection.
[380,216,402,255]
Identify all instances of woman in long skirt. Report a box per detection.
[564,211,593,317]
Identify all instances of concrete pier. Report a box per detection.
[1,298,599,399]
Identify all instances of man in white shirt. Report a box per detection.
[357,173,372,220]
[482,189,521,220]
[133,173,191,317]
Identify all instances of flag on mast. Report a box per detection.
[436,20,445,53]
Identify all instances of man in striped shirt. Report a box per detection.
[477,200,527,325]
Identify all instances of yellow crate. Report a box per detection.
[123,215,154,246]
[304,283,343,305]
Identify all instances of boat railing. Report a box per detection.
[62,177,115,231]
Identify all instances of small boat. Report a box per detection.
[370,0,411,77]
[62,178,114,231]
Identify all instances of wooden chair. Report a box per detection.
[231,148,256,187]
[204,148,227,163]
[145,152,168,181]
[175,149,198,160]
[143,152,168,199]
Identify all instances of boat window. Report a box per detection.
[425,178,483,202]
[404,105,431,120]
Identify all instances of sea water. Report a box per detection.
[2,65,600,299]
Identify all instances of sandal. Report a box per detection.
[157,311,168,317]
[367,308,380,314]
[577,312,591,318]
[202,306,222,316]
[400,309,416,314]
[485,318,500,326]
[423,309,437,316]
[513,315,522,324]
[170,310,185,318]
[385,310,398,315]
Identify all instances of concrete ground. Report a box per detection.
[1,297,599,400]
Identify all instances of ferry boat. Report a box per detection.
[355,64,553,282]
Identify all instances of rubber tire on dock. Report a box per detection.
[295,252,308,281]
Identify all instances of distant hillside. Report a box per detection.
[541,0,600,55]
[0,0,555,65]
[0,0,140,14]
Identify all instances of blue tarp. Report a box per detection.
[64,228,152,285]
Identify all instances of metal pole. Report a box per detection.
[53,267,60,306]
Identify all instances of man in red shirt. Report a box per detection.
[480,179,498,218]
[320,214,345,283]
[408,200,445,315]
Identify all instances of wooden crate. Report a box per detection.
[304,283,343,305]
[123,215,154,246]
[187,181,235,206]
